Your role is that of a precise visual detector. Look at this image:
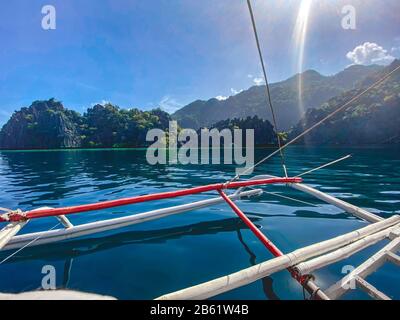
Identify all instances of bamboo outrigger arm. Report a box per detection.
[0,177,299,223]
[0,221,28,250]
[155,177,399,300]
[290,183,383,223]
[156,216,400,300]
[1,188,262,251]
[326,235,400,300]
[246,175,383,223]
[294,224,400,276]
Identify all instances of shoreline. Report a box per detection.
[0,144,398,153]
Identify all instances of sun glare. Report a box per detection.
[293,0,313,114]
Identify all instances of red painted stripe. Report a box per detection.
[218,189,308,285]
[2,177,301,222]
[217,190,283,256]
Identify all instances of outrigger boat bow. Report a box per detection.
[1,0,400,300]
[1,174,399,300]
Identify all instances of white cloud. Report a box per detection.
[158,96,183,113]
[91,100,110,106]
[230,88,243,95]
[247,74,265,86]
[346,42,395,66]
[253,77,265,86]
[215,88,244,101]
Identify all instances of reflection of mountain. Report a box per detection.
[0,149,169,208]
[290,60,400,145]
[0,151,78,206]
[172,64,383,130]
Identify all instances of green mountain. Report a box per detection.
[83,103,171,148]
[172,64,383,130]
[289,60,400,145]
[201,116,277,146]
[0,99,83,149]
[0,62,397,150]
[0,100,171,149]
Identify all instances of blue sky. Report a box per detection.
[0,0,399,124]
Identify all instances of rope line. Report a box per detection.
[246,186,319,207]
[265,191,319,207]
[246,0,288,178]
[230,63,400,181]
[0,223,61,265]
[298,154,352,177]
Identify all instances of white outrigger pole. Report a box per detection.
[157,182,400,300]
[0,188,261,251]
[0,221,28,250]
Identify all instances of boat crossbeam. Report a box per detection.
[56,215,73,229]
[156,216,400,300]
[290,183,383,223]
[325,235,400,300]
[0,221,28,250]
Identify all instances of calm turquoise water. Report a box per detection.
[0,146,399,300]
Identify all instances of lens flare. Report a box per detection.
[293,0,313,114]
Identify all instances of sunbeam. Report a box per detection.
[293,0,313,115]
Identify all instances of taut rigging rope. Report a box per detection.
[298,154,352,177]
[0,223,61,265]
[246,0,288,178]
